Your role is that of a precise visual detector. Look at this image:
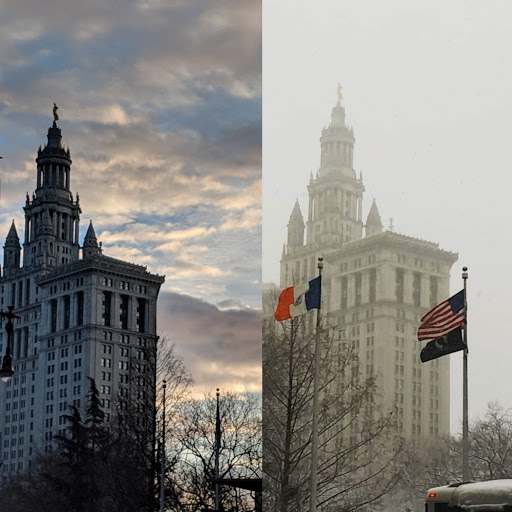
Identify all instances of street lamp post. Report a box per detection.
[160,379,167,512]
[215,388,221,512]
[0,306,18,382]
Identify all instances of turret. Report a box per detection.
[82,221,101,259]
[3,221,21,276]
[287,200,305,252]
[365,199,383,237]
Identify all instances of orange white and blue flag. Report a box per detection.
[274,276,321,322]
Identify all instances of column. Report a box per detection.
[74,217,79,244]
[403,269,412,305]
[361,269,369,304]
[347,273,355,308]
[113,293,120,330]
[420,273,429,308]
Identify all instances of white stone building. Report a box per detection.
[278,97,458,441]
[0,120,164,477]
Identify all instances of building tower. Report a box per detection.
[23,121,81,268]
[277,91,458,442]
[0,115,165,478]
[307,98,364,248]
[280,96,364,289]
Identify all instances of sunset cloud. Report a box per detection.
[0,0,261,392]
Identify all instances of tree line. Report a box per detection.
[1,337,262,512]
[263,313,512,512]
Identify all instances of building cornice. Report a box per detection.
[324,230,458,263]
[36,254,165,286]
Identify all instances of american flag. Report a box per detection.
[418,290,465,342]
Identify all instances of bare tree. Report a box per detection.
[470,402,512,480]
[381,402,512,511]
[165,389,262,512]
[111,333,193,510]
[263,316,402,512]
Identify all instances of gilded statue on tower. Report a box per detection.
[53,103,59,123]
[337,83,343,102]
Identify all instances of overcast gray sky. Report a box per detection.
[263,0,512,433]
[0,0,261,393]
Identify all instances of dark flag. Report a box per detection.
[420,326,466,363]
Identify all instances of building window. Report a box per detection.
[76,291,84,326]
[18,281,23,308]
[50,299,58,333]
[25,279,30,306]
[102,291,112,327]
[119,294,129,330]
[64,295,71,329]
[23,328,29,358]
[413,272,421,307]
[429,276,438,307]
[369,268,376,303]
[354,273,362,307]
[136,298,147,333]
[395,269,404,304]
[341,277,348,309]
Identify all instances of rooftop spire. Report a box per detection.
[365,199,383,237]
[6,220,19,243]
[4,220,21,272]
[83,220,101,258]
[290,199,304,221]
[83,220,98,246]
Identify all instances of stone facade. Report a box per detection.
[0,121,164,477]
[277,98,458,441]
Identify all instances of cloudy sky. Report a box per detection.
[263,0,512,432]
[0,0,261,393]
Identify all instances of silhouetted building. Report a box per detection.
[0,120,164,477]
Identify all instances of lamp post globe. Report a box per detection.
[0,358,14,382]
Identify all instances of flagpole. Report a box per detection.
[309,257,323,512]
[462,266,469,481]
